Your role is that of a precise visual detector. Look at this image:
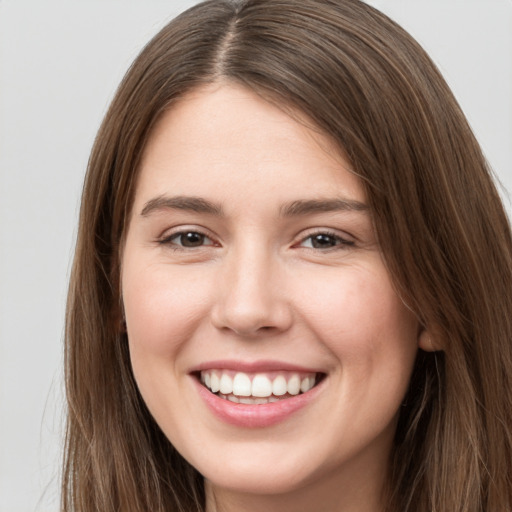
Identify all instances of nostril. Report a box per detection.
[224,323,277,338]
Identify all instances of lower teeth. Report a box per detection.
[217,393,287,404]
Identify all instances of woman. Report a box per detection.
[62,0,512,511]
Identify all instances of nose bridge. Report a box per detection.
[212,238,291,336]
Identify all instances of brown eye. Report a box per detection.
[164,231,214,248]
[310,234,338,248]
[180,232,206,247]
[299,232,354,250]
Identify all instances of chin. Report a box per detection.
[202,460,313,496]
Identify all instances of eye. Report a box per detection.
[160,230,216,248]
[299,231,354,250]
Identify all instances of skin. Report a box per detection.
[121,83,430,512]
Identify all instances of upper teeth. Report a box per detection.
[200,370,316,398]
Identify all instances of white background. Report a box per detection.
[0,1,511,511]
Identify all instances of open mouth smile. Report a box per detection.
[191,365,326,427]
[199,370,321,404]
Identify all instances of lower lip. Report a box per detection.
[193,377,324,428]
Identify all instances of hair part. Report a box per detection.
[63,1,512,510]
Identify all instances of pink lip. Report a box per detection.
[191,369,325,429]
[190,359,322,374]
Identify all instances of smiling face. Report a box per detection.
[121,83,420,510]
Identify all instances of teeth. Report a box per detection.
[210,373,220,393]
[233,372,251,396]
[272,375,287,396]
[200,370,318,400]
[301,376,315,393]
[288,374,301,395]
[251,374,273,397]
[219,373,233,394]
[237,396,279,404]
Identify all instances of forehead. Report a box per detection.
[135,83,366,213]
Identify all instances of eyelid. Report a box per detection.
[157,225,220,247]
[155,225,356,251]
[294,228,356,250]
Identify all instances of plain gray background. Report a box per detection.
[1,1,511,511]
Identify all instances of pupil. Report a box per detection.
[182,232,204,247]
[312,234,335,248]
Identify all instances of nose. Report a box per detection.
[211,246,293,337]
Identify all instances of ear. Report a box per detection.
[418,328,442,352]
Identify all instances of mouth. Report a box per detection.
[196,369,326,405]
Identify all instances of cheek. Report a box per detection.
[121,259,215,426]
[295,264,418,371]
[122,258,213,361]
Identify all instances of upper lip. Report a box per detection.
[189,359,324,374]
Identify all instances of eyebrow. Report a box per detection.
[279,198,369,217]
[140,195,224,217]
[140,195,368,218]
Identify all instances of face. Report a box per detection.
[122,83,420,505]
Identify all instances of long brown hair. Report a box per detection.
[63,1,512,510]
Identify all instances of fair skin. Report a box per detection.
[122,83,430,512]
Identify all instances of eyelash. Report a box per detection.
[296,230,355,251]
[158,229,216,250]
[157,229,355,252]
